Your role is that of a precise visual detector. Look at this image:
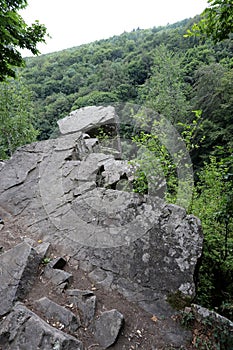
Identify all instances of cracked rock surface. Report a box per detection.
[0,106,205,349]
[0,302,83,350]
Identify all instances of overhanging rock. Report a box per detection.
[57,105,118,135]
[0,105,203,316]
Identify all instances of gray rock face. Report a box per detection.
[0,241,125,349]
[35,241,51,258]
[57,105,118,135]
[67,289,96,326]
[34,297,81,331]
[0,303,83,350]
[0,242,40,316]
[0,161,5,171]
[42,256,72,289]
[94,309,124,348]
[44,265,73,286]
[0,106,203,317]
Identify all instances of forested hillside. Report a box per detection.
[20,17,232,148]
[1,16,233,321]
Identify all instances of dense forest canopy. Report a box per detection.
[0,12,233,322]
[19,17,233,162]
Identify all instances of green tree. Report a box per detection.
[186,0,233,43]
[17,18,233,144]
[128,54,152,85]
[0,77,38,158]
[139,44,190,125]
[130,110,202,206]
[192,63,233,164]
[71,90,118,110]
[131,130,178,201]
[0,0,47,81]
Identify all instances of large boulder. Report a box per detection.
[0,106,203,317]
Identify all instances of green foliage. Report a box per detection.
[185,0,233,43]
[181,307,233,349]
[191,64,233,166]
[139,44,190,125]
[167,291,192,310]
[131,131,177,201]
[131,110,203,204]
[0,0,47,81]
[177,110,205,152]
[132,168,149,194]
[42,257,51,265]
[0,77,38,158]
[191,152,233,317]
[18,18,233,146]
[96,127,110,142]
[180,309,195,328]
[71,90,118,110]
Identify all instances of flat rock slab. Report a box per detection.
[0,303,83,350]
[57,105,118,135]
[94,309,124,348]
[0,242,40,316]
[34,297,81,331]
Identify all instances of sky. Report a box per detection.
[20,0,208,56]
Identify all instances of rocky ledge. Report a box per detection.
[0,105,214,349]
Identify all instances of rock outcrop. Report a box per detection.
[0,105,205,348]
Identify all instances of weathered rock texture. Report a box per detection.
[34,297,81,331]
[94,309,124,348]
[0,105,203,319]
[0,303,83,350]
[67,289,96,327]
[57,105,119,136]
[0,243,127,349]
[0,242,40,316]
